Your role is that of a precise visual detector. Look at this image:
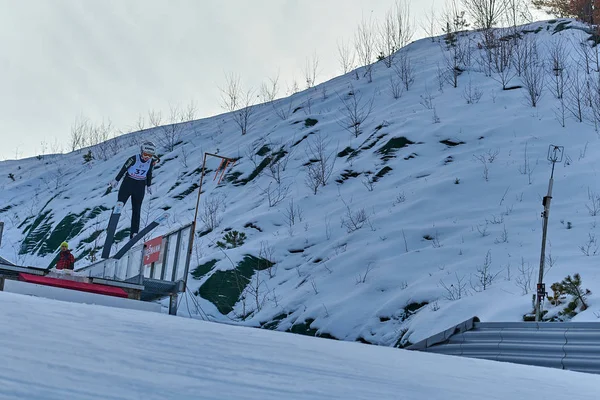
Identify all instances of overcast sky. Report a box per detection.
[0,0,544,160]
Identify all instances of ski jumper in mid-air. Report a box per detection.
[110,141,158,239]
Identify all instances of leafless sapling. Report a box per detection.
[337,38,356,75]
[337,87,375,138]
[304,134,336,194]
[354,16,377,82]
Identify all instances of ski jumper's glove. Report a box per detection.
[146,186,153,195]
[110,179,119,189]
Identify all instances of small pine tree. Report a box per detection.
[83,150,94,163]
[216,230,247,249]
[8,173,15,181]
[550,273,591,315]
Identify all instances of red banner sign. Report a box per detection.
[143,236,163,265]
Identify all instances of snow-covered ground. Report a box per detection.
[0,291,596,400]
[3,19,600,348]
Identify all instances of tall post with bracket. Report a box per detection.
[536,145,564,322]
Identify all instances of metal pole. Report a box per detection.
[535,145,563,322]
[169,293,179,315]
[186,152,235,277]
[0,221,4,247]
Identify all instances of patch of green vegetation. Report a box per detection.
[522,26,543,34]
[87,205,109,219]
[292,133,312,147]
[440,139,465,147]
[173,183,199,200]
[244,222,262,232]
[191,259,218,280]
[18,215,33,230]
[235,148,286,186]
[39,209,91,255]
[256,145,271,157]
[405,301,428,314]
[79,230,103,245]
[361,133,387,151]
[337,147,355,158]
[372,166,392,182]
[335,169,361,184]
[553,21,571,33]
[198,254,275,315]
[261,313,289,330]
[186,167,203,177]
[161,205,172,211]
[224,171,243,183]
[304,118,318,127]
[376,137,415,161]
[19,210,53,255]
[287,318,337,340]
[168,181,183,193]
[198,228,212,238]
[114,228,131,243]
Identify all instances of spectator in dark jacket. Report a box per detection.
[56,242,75,270]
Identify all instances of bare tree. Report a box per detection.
[470,250,500,291]
[304,134,336,194]
[377,0,414,68]
[419,2,439,42]
[272,98,294,121]
[200,195,224,232]
[70,116,88,152]
[521,39,544,107]
[463,76,484,103]
[503,0,532,28]
[152,103,194,153]
[395,54,415,91]
[547,37,570,100]
[573,37,594,75]
[389,74,404,99]
[439,1,470,88]
[461,0,507,30]
[148,109,163,128]
[481,31,516,90]
[219,73,256,136]
[220,72,242,112]
[337,38,356,75]
[354,16,377,82]
[565,68,587,122]
[337,87,375,137]
[439,272,468,300]
[265,142,295,184]
[260,181,290,208]
[260,71,280,104]
[303,52,320,89]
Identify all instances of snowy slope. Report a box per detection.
[3,19,600,346]
[0,291,597,400]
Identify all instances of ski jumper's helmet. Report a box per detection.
[141,141,156,156]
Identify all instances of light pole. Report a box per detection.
[535,144,563,322]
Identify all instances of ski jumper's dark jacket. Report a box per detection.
[114,155,156,237]
[56,250,75,270]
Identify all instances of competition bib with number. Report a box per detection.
[127,155,151,180]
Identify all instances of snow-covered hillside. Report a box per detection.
[3,19,600,346]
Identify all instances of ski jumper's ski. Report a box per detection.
[112,213,169,260]
[101,201,124,259]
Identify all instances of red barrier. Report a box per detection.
[18,273,129,298]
